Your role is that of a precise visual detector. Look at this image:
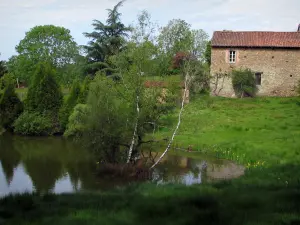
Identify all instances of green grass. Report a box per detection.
[155,96,300,167]
[1,96,300,225]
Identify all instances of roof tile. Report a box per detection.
[212,31,300,48]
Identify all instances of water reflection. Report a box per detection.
[0,133,244,197]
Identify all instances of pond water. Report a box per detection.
[0,133,244,197]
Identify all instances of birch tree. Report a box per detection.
[151,22,209,169]
[80,11,176,164]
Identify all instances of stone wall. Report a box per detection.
[210,47,300,97]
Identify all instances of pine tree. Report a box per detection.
[60,81,81,130]
[26,62,62,116]
[0,81,23,130]
[83,1,131,75]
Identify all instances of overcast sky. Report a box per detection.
[0,0,299,60]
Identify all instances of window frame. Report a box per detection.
[229,50,236,63]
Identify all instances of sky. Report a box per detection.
[0,0,299,60]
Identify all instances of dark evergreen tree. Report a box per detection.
[0,53,8,78]
[204,40,211,66]
[59,81,81,130]
[0,79,23,130]
[83,1,131,75]
[26,62,62,116]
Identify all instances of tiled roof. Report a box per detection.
[212,31,300,48]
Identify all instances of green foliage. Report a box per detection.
[82,74,134,163]
[83,1,131,75]
[78,76,92,104]
[16,25,79,67]
[26,62,63,116]
[189,63,210,97]
[9,25,79,85]
[158,19,192,56]
[0,75,23,130]
[204,41,211,66]
[231,68,258,98]
[158,20,208,60]
[6,55,34,85]
[60,81,81,130]
[13,112,53,136]
[0,73,15,90]
[0,53,7,78]
[64,104,90,137]
[156,19,208,75]
[15,62,63,136]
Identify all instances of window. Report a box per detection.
[255,72,262,85]
[229,50,236,63]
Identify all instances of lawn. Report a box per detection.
[1,96,300,225]
[155,96,300,166]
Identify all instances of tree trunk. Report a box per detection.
[127,95,140,163]
[150,73,189,169]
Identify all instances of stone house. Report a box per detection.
[210,25,300,97]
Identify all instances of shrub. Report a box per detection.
[21,62,62,135]
[59,81,81,130]
[0,75,23,130]
[64,104,90,137]
[231,68,257,98]
[78,76,92,104]
[26,62,63,116]
[13,111,53,136]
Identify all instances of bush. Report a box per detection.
[13,112,53,136]
[21,62,62,135]
[64,104,90,137]
[78,76,92,104]
[26,62,62,116]
[59,81,81,130]
[0,75,23,130]
[231,68,257,98]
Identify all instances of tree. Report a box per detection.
[9,25,79,85]
[0,53,7,78]
[190,30,209,62]
[158,19,192,56]
[204,41,212,66]
[16,25,79,67]
[151,24,209,168]
[231,68,257,98]
[0,74,23,130]
[26,62,62,116]
[14,62,63,136]
[60,81,81,131]
[157,19,209,74]
[75,12,177,164]
[83,1,131,75]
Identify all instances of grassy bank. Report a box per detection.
[155,96,300,166]
[1,96,300,225]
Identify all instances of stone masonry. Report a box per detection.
[210,30,300,97]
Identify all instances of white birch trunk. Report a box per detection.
[126,95,140,163]
[150,73,189,169]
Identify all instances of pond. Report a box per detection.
[0,133,244,197]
